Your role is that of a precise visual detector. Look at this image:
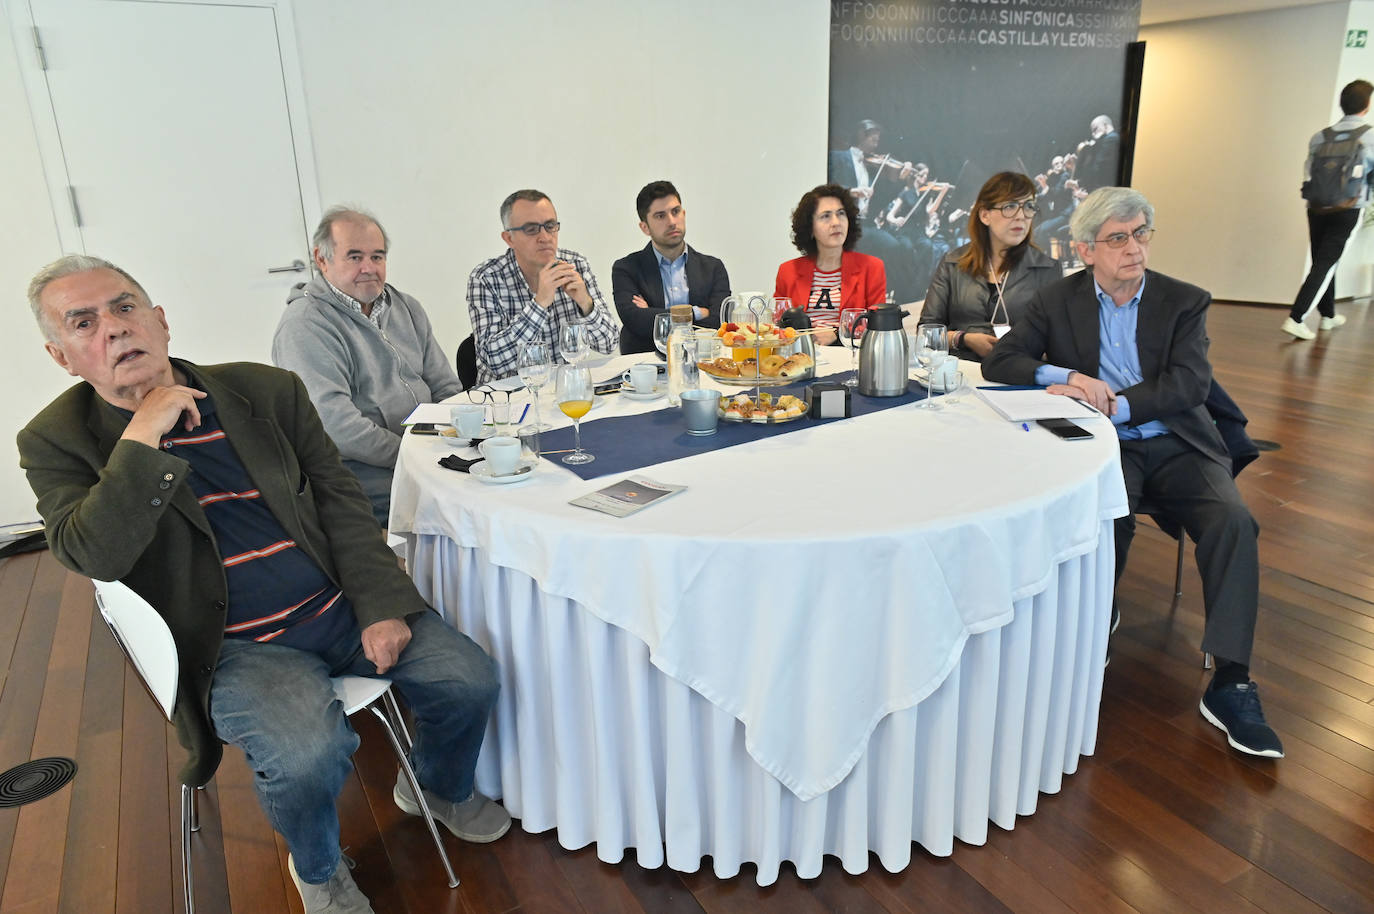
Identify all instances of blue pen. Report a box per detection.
[517,403,530,425]
[1021,422,1030,432]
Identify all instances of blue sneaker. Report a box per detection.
[1199,682,1284,758]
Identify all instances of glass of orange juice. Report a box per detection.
[555,364,595,465]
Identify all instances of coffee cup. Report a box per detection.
[680,388,719,436]
[451,403,485,438]
[478,436,522,476]
[621,363,658,393]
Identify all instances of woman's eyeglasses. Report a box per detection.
[993,200,1038,217]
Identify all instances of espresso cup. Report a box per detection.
[478,436,522,476]
[621,363,658,393]
[451,403,485,438]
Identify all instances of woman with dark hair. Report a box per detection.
[919,171,1059,361]
[774,183,887,345]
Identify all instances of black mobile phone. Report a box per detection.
[1036,418,1093,440]
[594,380,621,396]
[410,422,440,435]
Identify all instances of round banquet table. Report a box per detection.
[388,348,1128,885]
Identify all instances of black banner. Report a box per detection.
[828,0,1141,301]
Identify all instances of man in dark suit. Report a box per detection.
[19,255,509,913]
[983,187,1283,759]
[611,180,731,354]
[1077,115,1121,191]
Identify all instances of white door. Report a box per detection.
[21,0,317,364]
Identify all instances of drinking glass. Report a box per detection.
[915,324,948,410]
[517,342,553,432]
[555,364,595,465]
[940,370,968,406]
[559,320,589,364]
[837,309,863,387]
[652,312,673,358]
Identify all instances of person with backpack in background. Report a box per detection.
[1283,79,1374,341]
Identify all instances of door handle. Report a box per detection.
[267,259,307,274]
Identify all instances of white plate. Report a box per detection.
[470,459,537,484]
[621,384,666,401]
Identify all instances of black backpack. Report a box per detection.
[1302,123,1372,208]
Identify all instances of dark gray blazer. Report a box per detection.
[611,243,730,354]
[919,244,1059,361]
[982,269,1229,468]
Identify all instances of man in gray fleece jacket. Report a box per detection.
[273,207,464,524]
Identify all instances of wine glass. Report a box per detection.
[915,324,948,410]
[517,342,553,432]
[558,320,589,364]
[555,364,595,465]
[652,312,673,358]
[837,309,863,387]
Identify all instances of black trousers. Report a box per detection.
[1289,207,1360,321]
[1115,435,1260,666]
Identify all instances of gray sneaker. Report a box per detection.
[393,770,511,843]
[288,853,375,914]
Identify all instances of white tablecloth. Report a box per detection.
[390,351,1128,882]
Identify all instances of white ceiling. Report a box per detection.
[1142,0,1339,27]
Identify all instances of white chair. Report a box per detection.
[91,579,459,913]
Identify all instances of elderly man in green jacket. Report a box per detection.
[18,255,509,914]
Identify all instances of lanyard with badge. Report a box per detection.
[990,273,1012,338]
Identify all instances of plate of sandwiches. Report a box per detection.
[718,392,808,423]
[697,352,815,386]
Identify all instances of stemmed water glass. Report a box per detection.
[915,323,948,410]
[652,312,672,358]
[517,341,553,432]
[555,364,595,465]
[559,320,589,364]
[837,309,863,387]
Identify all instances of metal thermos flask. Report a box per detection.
[856,306,910,397]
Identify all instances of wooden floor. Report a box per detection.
[2,300,1372,913]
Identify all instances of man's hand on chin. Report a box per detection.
[120,385,208,448]
[361,617,412,674]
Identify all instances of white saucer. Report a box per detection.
[470,459,537,485]
[621,384,666,401]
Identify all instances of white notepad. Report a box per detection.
[976,387,1098,422]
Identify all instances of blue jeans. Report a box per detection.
[209,611,498,884]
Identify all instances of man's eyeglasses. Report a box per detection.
[506,220,561,237]
[1095,226,1155,249]
[994,200,1038,217]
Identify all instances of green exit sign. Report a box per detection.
[1347,29,1367,48]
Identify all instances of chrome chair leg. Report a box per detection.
[181,783,195,914]
[382,688,413,752]
[367,703,459,888]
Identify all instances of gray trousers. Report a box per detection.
[1115,434,1259,666]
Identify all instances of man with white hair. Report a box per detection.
[984,187,1283,760]
[273,206,464,525]
[20,255,508,914]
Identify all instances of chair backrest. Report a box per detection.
[456,334,478,389]
[92,579,179,721]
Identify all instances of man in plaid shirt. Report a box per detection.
[467,189,619,383]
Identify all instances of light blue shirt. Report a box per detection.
[1034,275,1169,440]
[655,247,691,309]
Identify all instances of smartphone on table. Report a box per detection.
[1036,418,1093,440]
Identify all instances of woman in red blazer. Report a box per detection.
[774,183,888,344]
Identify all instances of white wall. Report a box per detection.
[1,8,69,526]
[1135,2,1349,303]
[1332,0,1374,294]
[290,0,826,352]
[0,0,828,526]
